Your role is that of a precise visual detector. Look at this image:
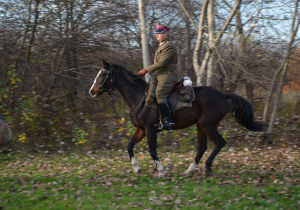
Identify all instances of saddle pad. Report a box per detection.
[146,101,192,111]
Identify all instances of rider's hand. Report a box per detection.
[138,68,148,76]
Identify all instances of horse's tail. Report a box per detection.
[225,93,265,132]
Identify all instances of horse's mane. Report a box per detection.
[112,64,148,90]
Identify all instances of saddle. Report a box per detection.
[146,77,195,111]
[167,77,195,111]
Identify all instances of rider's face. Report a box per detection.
[156,32,168,42]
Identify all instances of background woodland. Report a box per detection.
[0,0,299,152]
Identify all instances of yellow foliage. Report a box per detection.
[10,78,16,85]
[18,134,26,143]
[78,139,87,144]
[119,118,125,124]
[118,127,124,133]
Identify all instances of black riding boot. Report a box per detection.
[156,101,174,130]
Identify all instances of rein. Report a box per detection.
[107,90,121,119]
[107,89,146,121]
[129,94,145,122]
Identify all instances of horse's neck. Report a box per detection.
[118,85,144,111]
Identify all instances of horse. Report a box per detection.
[89,60,264,178]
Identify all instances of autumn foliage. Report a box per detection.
[283,46,300,93]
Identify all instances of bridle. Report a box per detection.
[93,65,146,120]
[92,65,124,118]
[95,66,115,95]
[95,65,135,94]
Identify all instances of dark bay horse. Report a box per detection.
[89,60,264,178]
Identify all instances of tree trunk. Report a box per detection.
[25,0,40,96]
[235,0,253,101]
[13,0,33,108]
[25,0,40,62]
[184,0,191,76]
[267,61,288,135]
[193,0,209,86]
[206,0,217,87]
[138,0,151,82]
[262,0,300,124]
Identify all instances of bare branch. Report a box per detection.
[177,0,198,31]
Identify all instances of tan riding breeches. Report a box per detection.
[147,73,178,104]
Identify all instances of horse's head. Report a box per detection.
[89,59,143,98]
[89,59,115,98]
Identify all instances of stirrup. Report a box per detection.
[154,122,163,129]
[154,120,174,130]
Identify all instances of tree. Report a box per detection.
[263,0,300,142]
[138,0,151,82]
[177,0,195,76]
[192,0,208,86]
[206,0,217,86]
[193,0,241,86]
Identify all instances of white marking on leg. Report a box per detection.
[184,161,197,176]
[155,160,165,178]
[131,157,141,174]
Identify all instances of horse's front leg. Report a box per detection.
[127,128,146,176]
[184,125,207,176]
[147,128,165,178]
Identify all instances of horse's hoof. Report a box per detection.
[205,170,213,177]
[184,162,197,176]
[158,172,165,178]
[136,169,142,176]
[183,170,194,177]
[184,173,194,177]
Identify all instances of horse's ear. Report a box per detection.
[102,59,110,70]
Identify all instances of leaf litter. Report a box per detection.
[0,143,299,209]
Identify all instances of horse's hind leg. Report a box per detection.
[184,124,207,176]
[146,128,165,178]
[127,128,146,176]
[204,128,226,177]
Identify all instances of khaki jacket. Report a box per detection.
[146,38,178,76]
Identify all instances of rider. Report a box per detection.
[138,23,178,130]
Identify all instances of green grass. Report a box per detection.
[0,148,299,209]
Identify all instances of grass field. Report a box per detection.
[0,143,299,209]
